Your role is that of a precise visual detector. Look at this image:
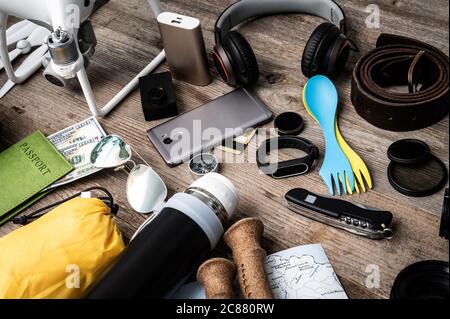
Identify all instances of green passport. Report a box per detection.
[0,131,73,224]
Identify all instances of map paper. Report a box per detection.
[171,244,347,299]
[265,244,347,299]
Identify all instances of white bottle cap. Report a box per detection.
[190,173,239,219]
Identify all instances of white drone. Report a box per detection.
[0,0,165,117]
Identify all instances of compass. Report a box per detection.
[189,153,219,178]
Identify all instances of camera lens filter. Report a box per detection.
[391,260,449,299]
[387,139,448,197]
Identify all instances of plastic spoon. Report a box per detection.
[303,75,355,195]
[303,82,373,193]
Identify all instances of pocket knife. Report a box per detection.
[285,188,394,240]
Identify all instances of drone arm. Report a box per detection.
[147,0,162,17]
[76,0,165,117]
[77,49,166,117]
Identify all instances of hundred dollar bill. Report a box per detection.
[47,116,106,149]
[47,117,107,189]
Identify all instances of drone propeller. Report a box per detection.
[0,49,21,69]
[0,26,49,71]
[0,44,48,98]
[5,20,38,47]
[6,20,29,38]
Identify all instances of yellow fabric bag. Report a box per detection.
[0,197,125,299]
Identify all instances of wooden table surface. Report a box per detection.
[0,0,448,299]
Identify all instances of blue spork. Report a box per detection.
[303,75,355,195]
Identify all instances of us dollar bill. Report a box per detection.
[47,117,106,149]
[47,117,107,189]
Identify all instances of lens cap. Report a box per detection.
[391,261,449,299]
[387,140,448,197]
[388,139,430,164]
[274,112,304,136]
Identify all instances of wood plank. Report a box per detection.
[0,0,448,299]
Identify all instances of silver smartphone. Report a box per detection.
[157,12,211,86]
[147,89,273,167]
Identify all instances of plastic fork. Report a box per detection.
[303,79,372,194]
[303,75,355,195]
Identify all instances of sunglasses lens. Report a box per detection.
[127,165,167,213]
[91,135,132,168]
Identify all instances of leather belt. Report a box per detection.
[351,33,449,131]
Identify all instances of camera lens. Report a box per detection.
[149,87,167,104]
[163,137,173,145]
[44,74,65,87]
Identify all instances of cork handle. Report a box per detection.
[224,218,273,299]
[197,258,237,299]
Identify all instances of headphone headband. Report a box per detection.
[215,0,347,44]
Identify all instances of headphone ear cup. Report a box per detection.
[222,31,259,87]
[301,22,340,78]
[324,34,350,78]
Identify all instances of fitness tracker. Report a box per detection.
[257,136,318,179]
[387,139,448,197]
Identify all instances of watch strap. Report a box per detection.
[257,136,319,179]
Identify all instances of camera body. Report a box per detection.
[42,21,97,88]
[139,72,178,122]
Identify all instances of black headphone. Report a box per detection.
[213,0,354,88]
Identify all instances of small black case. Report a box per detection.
[139,72,178,121]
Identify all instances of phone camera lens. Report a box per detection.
[163,137,173,145]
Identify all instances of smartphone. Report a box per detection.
[157,12,211,86]
[147,89,273,167]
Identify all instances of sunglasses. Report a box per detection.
[90,135,167,214]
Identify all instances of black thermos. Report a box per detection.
[86,173,239,298]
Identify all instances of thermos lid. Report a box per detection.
[190,173,239,219]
